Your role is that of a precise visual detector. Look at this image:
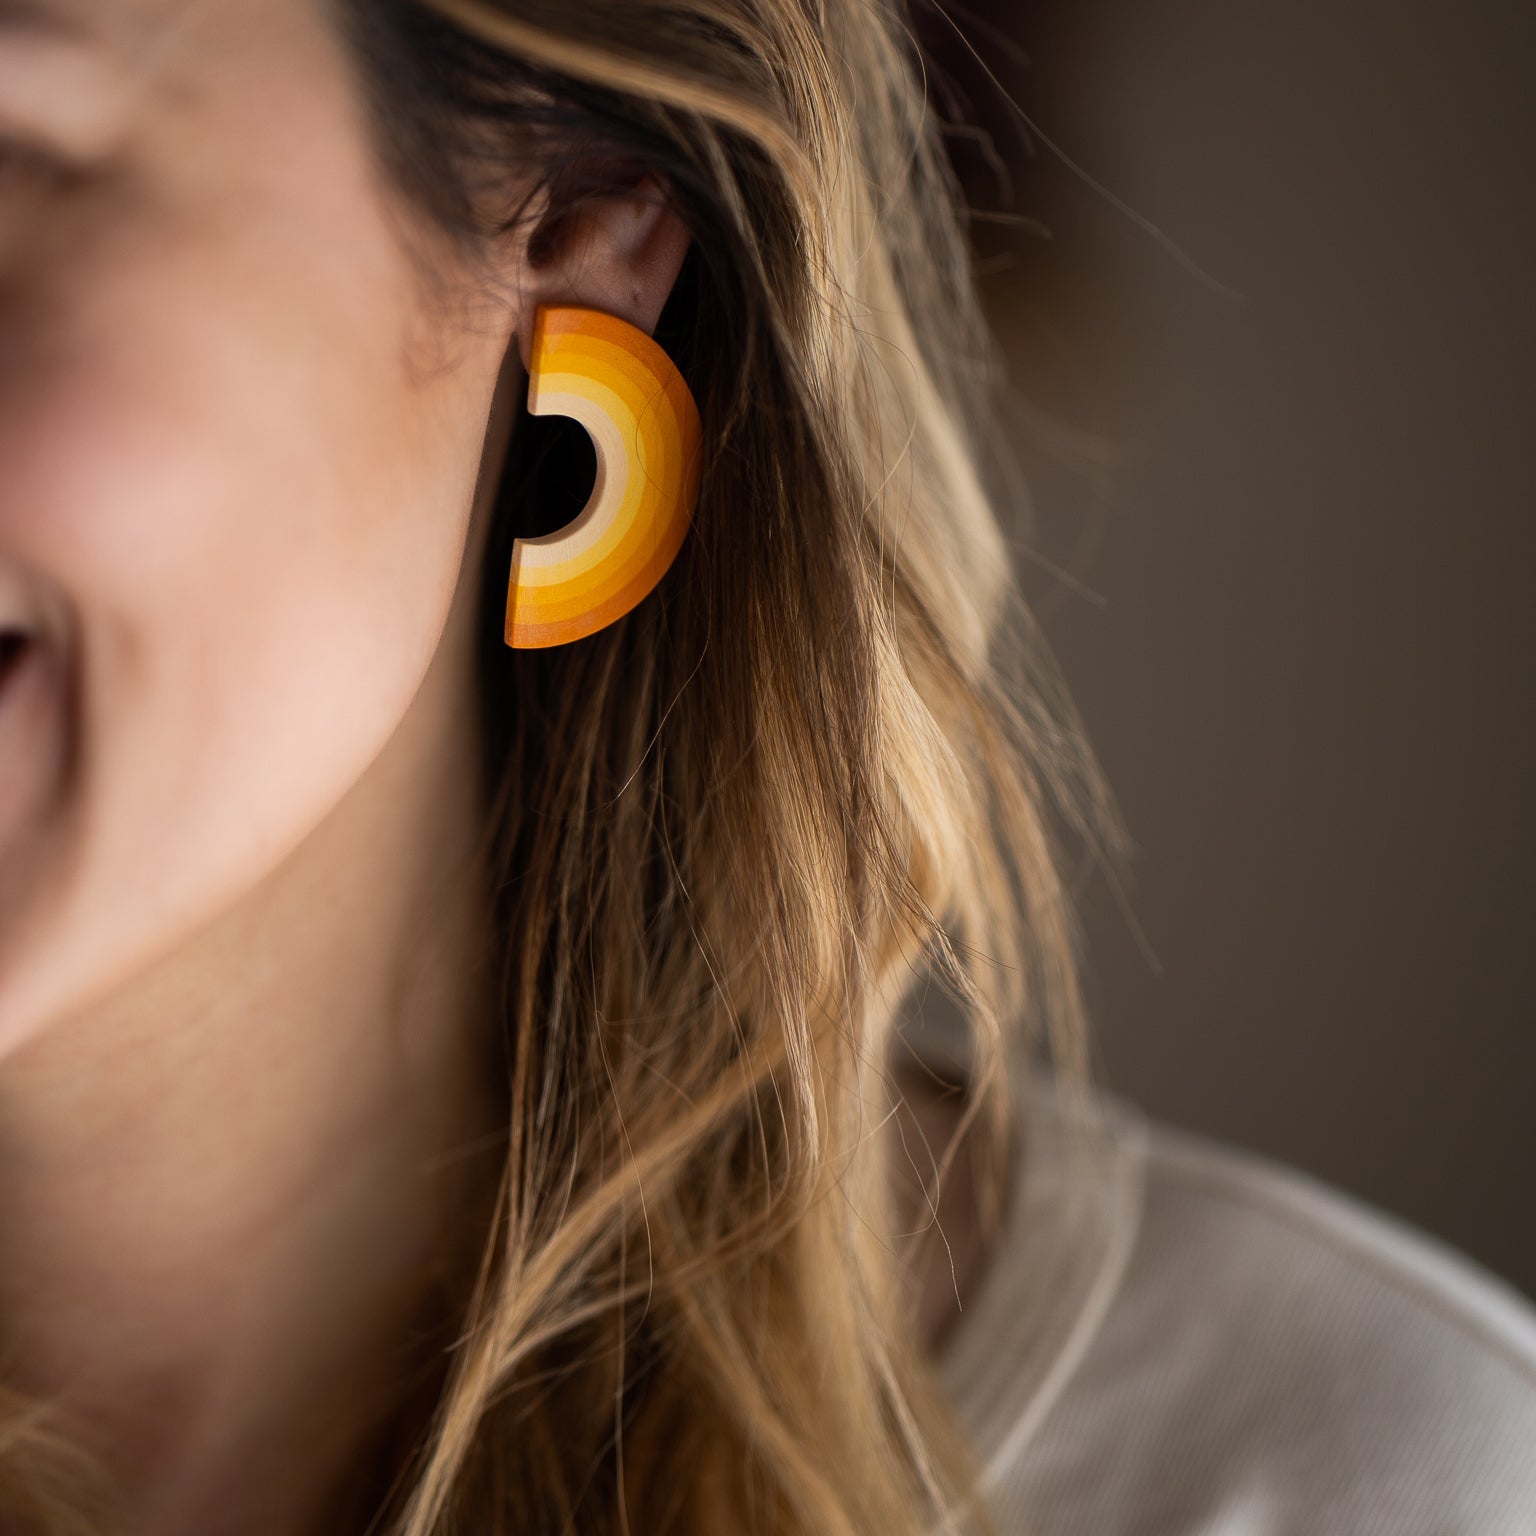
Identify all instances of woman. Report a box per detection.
[0,2,1531,1533]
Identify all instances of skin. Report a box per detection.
[0,0,694,1530]
[0,1,998,1531]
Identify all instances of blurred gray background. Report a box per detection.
[920,0,1535,1299]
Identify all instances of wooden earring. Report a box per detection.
[503,304,702,649]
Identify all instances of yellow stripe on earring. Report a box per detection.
[505,306,702,649]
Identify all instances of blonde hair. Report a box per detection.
[0,1,1129,1531]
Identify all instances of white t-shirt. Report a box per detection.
[927,1053,1536,1535]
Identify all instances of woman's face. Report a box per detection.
[0,0,516,1048]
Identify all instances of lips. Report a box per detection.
[0,561,44,641]
[0,627,32,681]
[0,625,47,735]
[0,624,65,868]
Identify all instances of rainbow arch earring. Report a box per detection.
[503,304,703,649]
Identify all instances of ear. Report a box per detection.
[512,174,691,372]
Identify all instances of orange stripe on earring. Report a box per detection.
[504,306,702,649]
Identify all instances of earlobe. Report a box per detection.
[499,174,698,650]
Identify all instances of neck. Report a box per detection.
[0,628,507,1536]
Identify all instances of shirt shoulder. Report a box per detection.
[936,1074,1536,1536]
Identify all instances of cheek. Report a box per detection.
[2,297,468,695]
[0,217,498,1041]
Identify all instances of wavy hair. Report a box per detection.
[0,1,1128,1531]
